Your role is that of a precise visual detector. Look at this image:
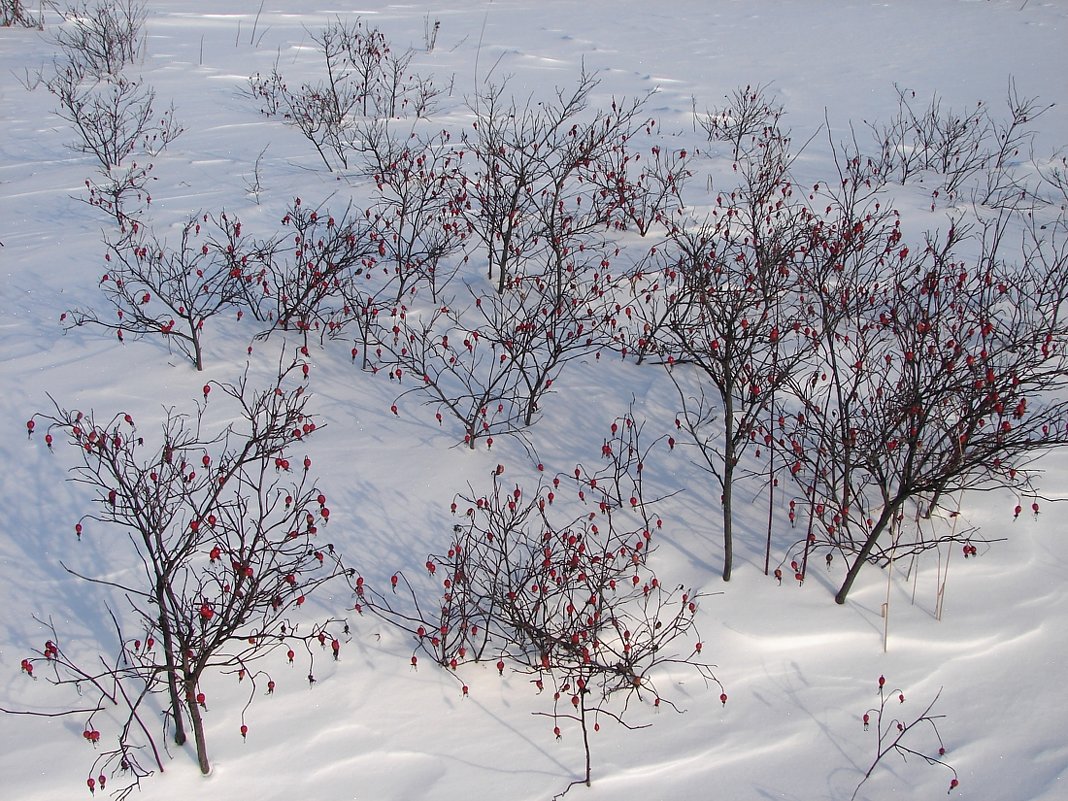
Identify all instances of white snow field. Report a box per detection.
[1,2,1066,800]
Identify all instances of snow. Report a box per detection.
[2,1,1067,800]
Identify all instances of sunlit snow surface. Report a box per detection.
[1,2,1066,799]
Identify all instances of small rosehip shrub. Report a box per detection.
[14,359,352,794]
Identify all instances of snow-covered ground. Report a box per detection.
[2,2,1067,799]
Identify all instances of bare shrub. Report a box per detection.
[51,0,146,78]
[697,82,785,162]
[866,81,1052,205]
[246,18,441,171]
[457,69,648,292]
[48,66,181,171]
[1,0,44,28]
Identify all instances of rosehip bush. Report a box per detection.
[362,413,722,793]
[784,205,1068,604]
[253,197,380,343]
[852,676,957,800]
[63,212,253,370]
[11,359,352,794]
